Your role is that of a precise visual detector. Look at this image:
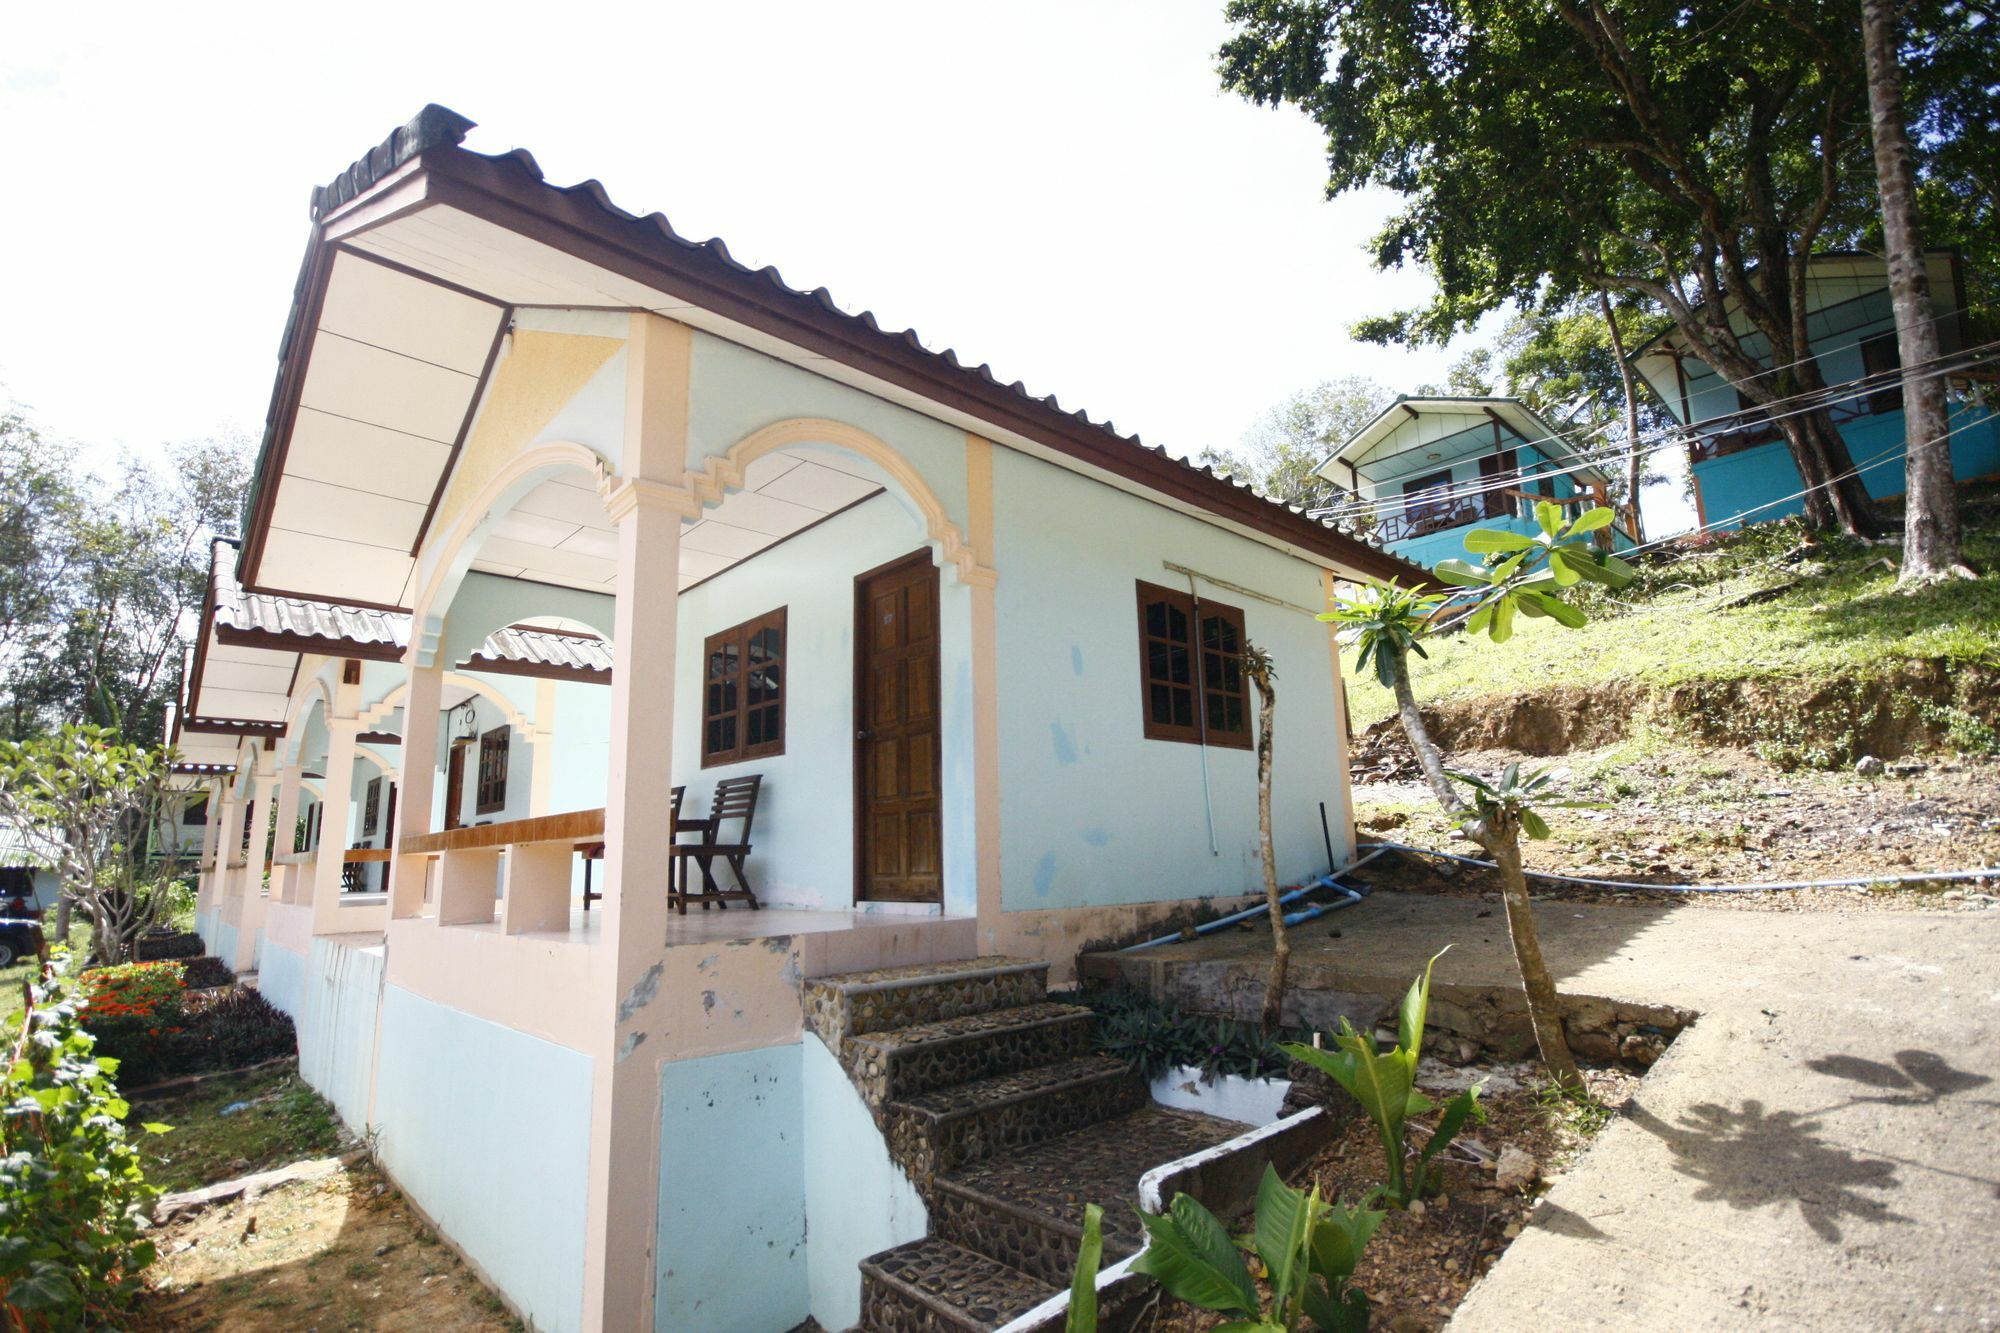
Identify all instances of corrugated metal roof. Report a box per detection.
[206,540,610,676]
[234,106,1423,588]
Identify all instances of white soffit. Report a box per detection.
[190,631,297,725]
[256,248,507,606]
[465,449,884,595]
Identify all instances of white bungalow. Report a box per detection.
[178,106,1414,1332]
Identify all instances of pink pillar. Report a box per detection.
[580,312,691,1332]
[309,715,361,935]
[390,657,444,919]
[233,755,278,971]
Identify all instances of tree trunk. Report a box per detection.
[1597,291,1645,543]
[1483,831,1583,1090]
[1386,647,1581,1085]
[1248,648,1288,1034]
[1862,0,1972,584]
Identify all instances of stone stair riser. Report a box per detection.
[931,1187,1108,1289]
[888,1071,1149,1183]
[852,1012,1096,1106]
[805,961,1049,1059]
[861,1276,975,1333]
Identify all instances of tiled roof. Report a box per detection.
[209,540,612,673]
[261,106,1422,587]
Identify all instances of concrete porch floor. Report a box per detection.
[1085,891,2000,1330]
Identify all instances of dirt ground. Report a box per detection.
[1349,738,2000,913]
[138,1157,520,1332]
[1144,1063,1641,1333]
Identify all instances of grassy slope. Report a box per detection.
[1346,484,2000,732]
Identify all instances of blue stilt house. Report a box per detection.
[1313,396,1637,570]
[1629,253,2000,532]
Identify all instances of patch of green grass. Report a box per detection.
[132,1064,346,1195]
[1347,486,2000,731]
[0,921,92,1026]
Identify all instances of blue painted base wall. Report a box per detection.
[212,921,238,976]
[374,985,592,1333]
[657,1044,810,1333]
[1694,406,2000,532]
[295,939,383,1134]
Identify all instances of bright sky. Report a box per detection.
[0,1,1692,533]
[0,2,1461,457]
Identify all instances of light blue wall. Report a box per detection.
[656,1043,811,1333]
[801,1034,927,1330]
[258,937,307,1022]
[991,447,1348,911]
[669,494,973,911]
[374,984,592,1333]
[1693,405,2000,531]
[213,920,239,973]
[687,332,971,530]
[296,938,384,1134]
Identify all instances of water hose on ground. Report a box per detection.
[1121,848,1387,950]
[1357,839,2000,895]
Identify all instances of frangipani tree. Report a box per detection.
[1327,502,1635,1086]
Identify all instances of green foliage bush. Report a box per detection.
[93,988,296,1088]
[1082,987,1300,1083]
[131,930,205,962]
[0,958,165,1327]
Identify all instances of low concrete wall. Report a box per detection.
[802,1033,928,1330]
[656,1043,813,1333]
[374,984,592,1333]
[257,936,307,1022]
[297,937,385,1134]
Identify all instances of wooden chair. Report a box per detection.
[668,775,762,914]
[581,786,684,911]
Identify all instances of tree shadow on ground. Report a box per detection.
[1805,1048,1994,1108]
[1626,1098,1909,1243]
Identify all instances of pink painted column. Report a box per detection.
[389,657,444,919]
[309,715,362,936]
[233,753,278,971]
[194,777,226,929]
[580,312,692,1333]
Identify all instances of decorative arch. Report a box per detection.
[409,441,617,663]
[359,671,532,737]
[688,418,997,588]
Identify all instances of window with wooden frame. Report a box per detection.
[475,726,510,815]
[362,778,382,837]
[1861,332,1904,416]
[1135,582,1252,749]
[181,795,208,827]
[702,608,787,768]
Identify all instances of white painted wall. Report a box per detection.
[990,446,1350,912]
[296,937,384,1135]
[374,984,592,1333]
[802,1034,928,1330]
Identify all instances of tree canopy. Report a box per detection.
[1219,0,1998,533]
[1199,375,1396,506]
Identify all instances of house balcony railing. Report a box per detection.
[1366,487,1635,549]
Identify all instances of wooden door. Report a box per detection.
[855,552,943,903]
[444,744,468,831]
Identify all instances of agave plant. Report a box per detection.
[1132,1165,1384,1332]
[1282,949,1483,1208]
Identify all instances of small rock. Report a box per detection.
[1495,1145,1540,1192]
[1889,760,1929,777]
[1502,1220,1524,1239]
[1620,1031,1667,1066]
[1406,1199,1426,1219]
[1855,755,1885,777]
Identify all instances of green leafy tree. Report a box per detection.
[1200,377,1396,508]
[1218,0,1993,538]
[1324,503,1636,1085]
[0,955,167,1327]
[0,726,192,965]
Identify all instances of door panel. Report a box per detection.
[855,552,943,903]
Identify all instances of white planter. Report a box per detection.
[1149,1066,1292,1126]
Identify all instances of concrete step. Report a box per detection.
[844,1001,1097,1108]
[885,1055,1149,1185]
[931,1106,1248,1285]
[804,956,1049,1060]
[859,1237,1056,1332]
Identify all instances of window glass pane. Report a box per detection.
[1147,642,1172,683]
[1165,604,1188,642]
[750,627,781,662]
[1225,697,1245,734]
[1149,683,1172,724]
[717,715,736,752]
[1168,644,1191,685]
[1171,688,1192,728]
[747,710,765,745]
[1146,600,1169,637]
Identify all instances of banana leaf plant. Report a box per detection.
[1132,1165,1384,1332]
[1065,1203,1105,1333]
[1282,948,1483,1207]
